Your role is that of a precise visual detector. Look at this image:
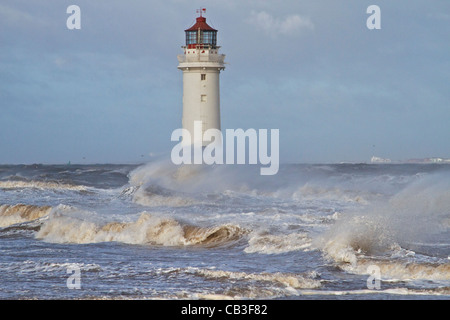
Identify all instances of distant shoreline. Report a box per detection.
[371,156,450,164]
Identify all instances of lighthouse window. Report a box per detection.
[201,95,207,102]
[202,31,217,46]
[201,74,206,81]
[186,31,197,46]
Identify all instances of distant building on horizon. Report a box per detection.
[371,156,392,163]
[371,156,450,164]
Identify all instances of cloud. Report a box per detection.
[248,10,314,37]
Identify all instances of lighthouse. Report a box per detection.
[177,9,226,146]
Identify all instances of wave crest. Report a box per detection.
[0,204,52,227]
[183,224,244,246]
[244,231,312,254]
[192,268,321,290]
[36,209,245,247]
[0,180,86,191]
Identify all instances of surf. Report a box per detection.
[35,206,247,247]
[0,204,52,227]
[313,171,450,282]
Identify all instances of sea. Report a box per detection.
[0,160,449,300]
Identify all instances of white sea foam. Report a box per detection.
[244,231,312,254]
[350,258,450,281]
[127,160,273,207]
[297,287,450,297]
[314,172,450,282]
[190,268,321,289]
[159,266,321,298]
[7,260,102,273]
[132,185,197,207]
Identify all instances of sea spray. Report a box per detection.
[313,171,450,281]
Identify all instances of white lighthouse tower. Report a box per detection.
[177,9,226,147]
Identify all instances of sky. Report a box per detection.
[0,0,449,164]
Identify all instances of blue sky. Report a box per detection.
[1,0,449,164]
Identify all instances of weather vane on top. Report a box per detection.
[196,7,206,17]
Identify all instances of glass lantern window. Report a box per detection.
[185,30,217,47]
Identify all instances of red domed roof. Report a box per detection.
[185,17,217,32]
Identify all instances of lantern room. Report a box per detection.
[185,13,217,49]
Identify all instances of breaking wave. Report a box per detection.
[244,231,312,254]
[127,160,274,207]
[126,160,419,211]
[127,162,203,207]
[0,180,87,191]
[313,172,450,282]
[156,267,321,298]
[347,258,450,281]
[4,260,102,274]
[0,204,52,227]
[35,206,246,247]
[131,184,197,207]
[191,268,321,290]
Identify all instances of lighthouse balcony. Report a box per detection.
[177,52,225,64]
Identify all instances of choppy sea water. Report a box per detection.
[0,161,449,300]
